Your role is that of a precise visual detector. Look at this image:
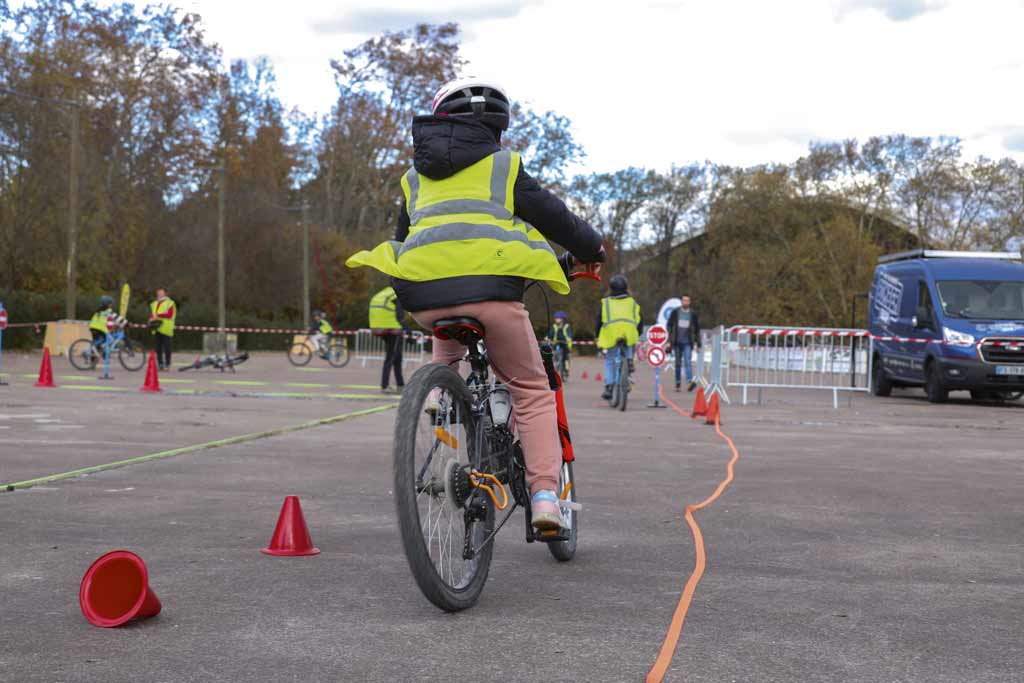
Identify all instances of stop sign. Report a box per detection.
[0,308,7,330]
[647,345,666,367]
[106,316,117,332]
[647,324,668,347]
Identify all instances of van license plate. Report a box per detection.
[995,366,1024,376]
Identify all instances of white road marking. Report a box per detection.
[0,414,52,420]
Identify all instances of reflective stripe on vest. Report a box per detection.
[346,151,570,295]
[597,296,640,349]
[369,286,401,330]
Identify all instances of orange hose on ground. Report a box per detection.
[646,386,740,683]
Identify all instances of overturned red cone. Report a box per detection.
[79,550,162,628]
[140,352,162,392]
[261,496,320,557]
[34,347,56,388]
[691,386,708,418]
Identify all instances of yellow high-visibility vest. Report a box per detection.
[150,298,176,337]
[90,310,112,333]
[597,296,640,349]
[368,287,402,330]
[345,151,569,294]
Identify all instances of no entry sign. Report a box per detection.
[647,345,666,367]
[0,308,7,330]
[647,324,668,347]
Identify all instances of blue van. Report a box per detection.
[868,250,1024,403]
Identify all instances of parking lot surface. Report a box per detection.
[1,351,1021,682]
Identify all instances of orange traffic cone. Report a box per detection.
[34,347,56,387]
[261,496,320,556]
[595,372,603,382]
[79,550,162,628]
[691,386,707,418]
[705,393,722,425]
[581,371,588,380]
[140,352,162,392]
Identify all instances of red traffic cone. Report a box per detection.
[34,347,57,387]
[261,496,320,556]
[595,372,603,382]
[705,392,722,425]
[691,386,708,418]
[140,352,162,392]
[581,371,588,380]
[79,550,162,628]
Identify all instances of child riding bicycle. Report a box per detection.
[595,275,642,400]
[347,77,605,531]
[308,310,333,357]
[547,311,573,377]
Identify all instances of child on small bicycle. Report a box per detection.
[595,275,642,400]
[308,310,333,357]
[547,311,573,377]
[347,78,605,531]
[88,296,116,351]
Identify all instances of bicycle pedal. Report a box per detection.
[535,529,570,543]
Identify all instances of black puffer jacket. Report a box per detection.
[392,116,603,312]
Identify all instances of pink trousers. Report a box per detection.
[412,301,560,494]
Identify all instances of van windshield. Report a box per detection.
[935,280,1024,320]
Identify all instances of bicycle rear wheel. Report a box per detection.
[287,342,312,366]
[68,339,98,371]
[619,361,630,412]
[325,338,350,368]
[118,339,146,371]
[547,461,578,562]
[393,362,494,612]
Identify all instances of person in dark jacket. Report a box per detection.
[346,78,605,532]
[667,295,701,391]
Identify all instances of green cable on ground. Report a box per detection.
[1,403,396,492]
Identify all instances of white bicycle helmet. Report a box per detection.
[431,77,511,131]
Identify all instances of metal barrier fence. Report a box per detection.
[724,326,872,408]
[353,330,428,367]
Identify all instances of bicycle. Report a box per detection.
[287,334,350,368]
[179,351,250,372]
[392,265,599,612]
[552,343,570,383]
[68,328,146,372]
[605,339,633,412]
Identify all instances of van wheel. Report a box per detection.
[870,356,892,397]
[925,361,948,403]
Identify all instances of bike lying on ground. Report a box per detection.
[392,266,598,612]
[287,335,350,368]
[605,339,633,411]
[68,328,146,372]
[179,351,250,372]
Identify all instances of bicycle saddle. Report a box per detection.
[432,317,486,346]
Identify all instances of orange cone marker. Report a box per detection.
[581,371,588,380]
[140,352,162,392]
[705,392,721,425]
[261,496,320,556]
[595,372,603,382]
[34,347,56,387]
[691,386,707,418]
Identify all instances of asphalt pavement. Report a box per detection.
[1,350,1022,682]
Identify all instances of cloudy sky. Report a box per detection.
[181,0,1024,173]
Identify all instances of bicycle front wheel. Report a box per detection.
[118,339,146,371]
[393,362,494,612]
[547,461,578,562]
[68,339,98,371]
[287,342,313,366]
[325,338,350,368]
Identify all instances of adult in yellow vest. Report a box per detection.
[369,286,409,393]
[346,78,605,531]
[149,287,176,371]
[595,275,642,400]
